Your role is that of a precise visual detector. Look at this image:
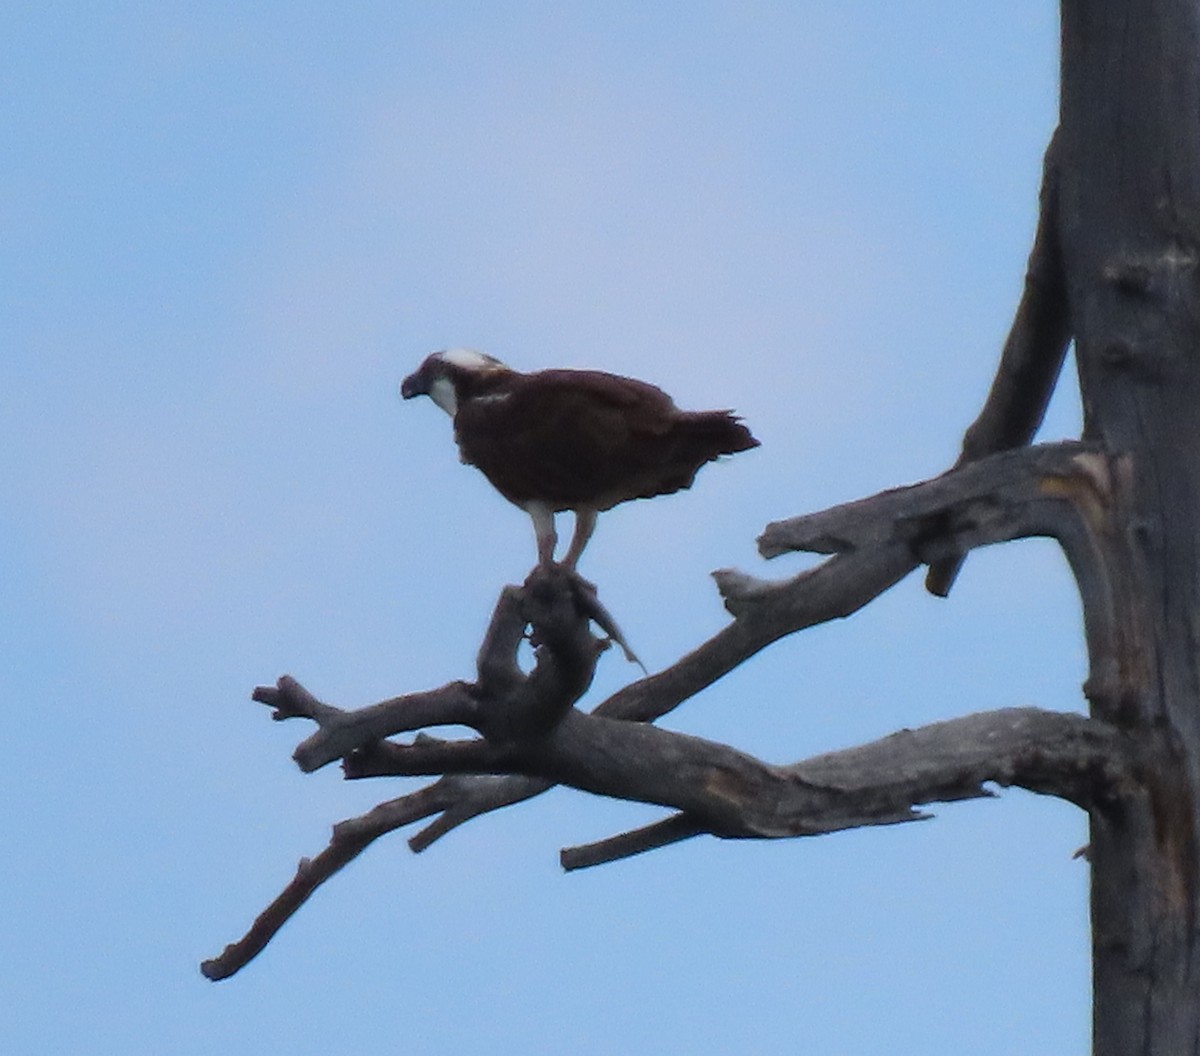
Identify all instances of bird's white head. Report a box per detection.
[400,348,509,417]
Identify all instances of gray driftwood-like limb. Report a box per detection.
[262,679,480,774]
[201,778,468,981]
[342,703,1126,837]
[205,696,1127,978]
[758,441,1101,560]
[407,775,552,854]
[927,130,1071,596]
[277,441,1116,822]
[601,543,918,724]
[328,442,1121,840]
[560,705,1128,871]
[378,545,917,857]
[759,441,1130,718]
[561,813,706,871]
[276,545,920,772]
[789,707,1125,808]
[291,544,920,854]
[208,441,1126,980]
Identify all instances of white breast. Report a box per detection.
[429,377,458,416]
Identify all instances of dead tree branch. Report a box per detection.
[203,696,1126,981]
[205,439,1133,981]
[957,131,1071,465]
[561,705,1128,870]
[927,130,1072,595]
[351,703,1127,833]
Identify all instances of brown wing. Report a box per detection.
[456,368,757,511]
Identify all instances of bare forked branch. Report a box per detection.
[758,441,1102,560]
[206,440,1128,981]
[204,692,1126,980]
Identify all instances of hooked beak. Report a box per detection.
[400,371,425,400]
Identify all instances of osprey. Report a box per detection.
[401,349,759,569]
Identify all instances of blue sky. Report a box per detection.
[2,4,1089,1053]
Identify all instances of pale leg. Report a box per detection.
[526,501,558,565]
[561,508,597,570]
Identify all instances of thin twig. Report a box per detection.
[201,779,466,981]
[561,813,707,871]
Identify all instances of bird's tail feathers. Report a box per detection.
[677,410,760,456]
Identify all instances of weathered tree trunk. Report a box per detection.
[1060,2,1200,1051]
